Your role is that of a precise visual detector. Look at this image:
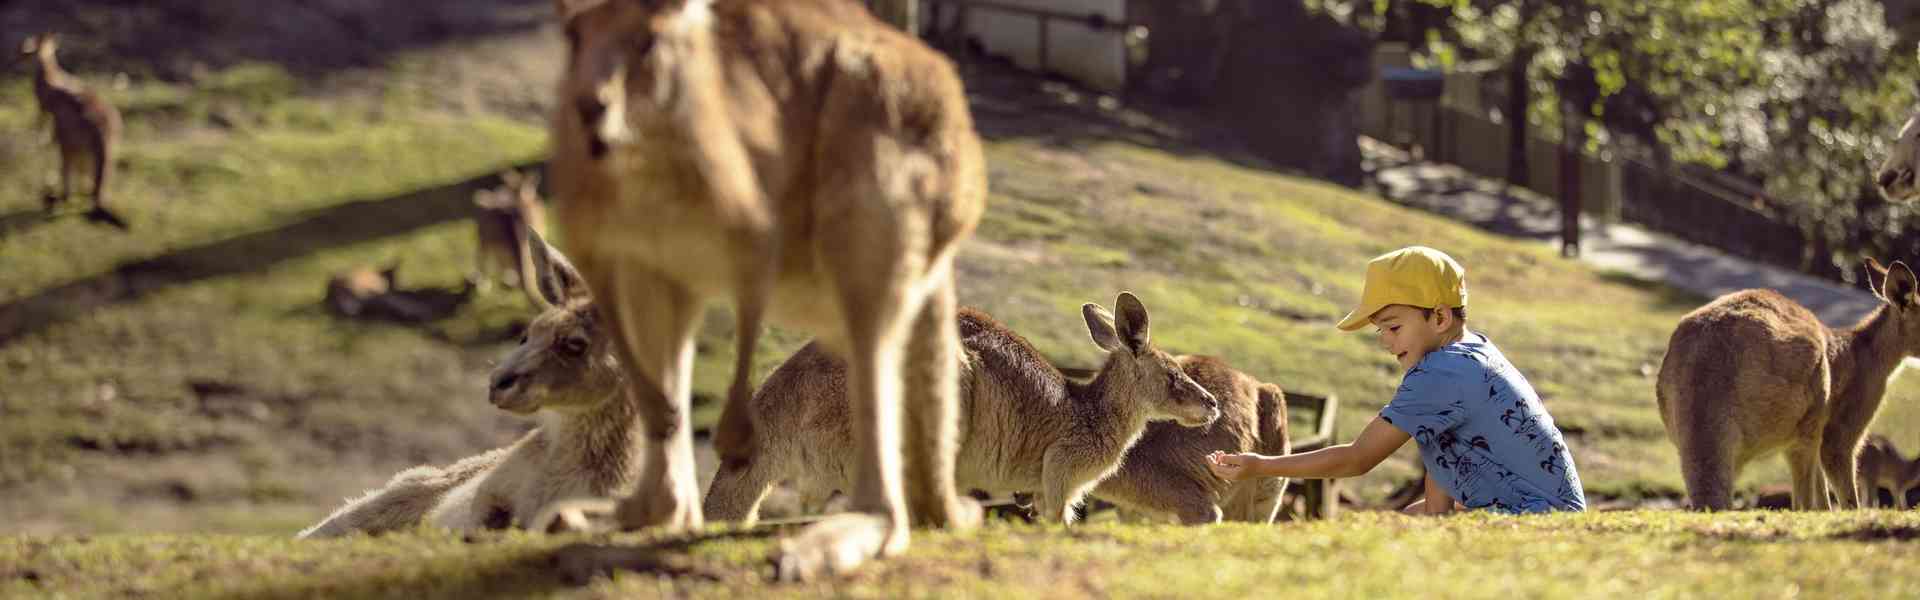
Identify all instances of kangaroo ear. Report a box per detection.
[1083,302,1123,353]
[1113,291,1151,352]
[526,226,586,309]
[1886,261,1918,307]
[1865,257,1890,298]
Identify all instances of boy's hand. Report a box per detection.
[1207,451,1254,481]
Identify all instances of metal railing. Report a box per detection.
[917,0,1135,77]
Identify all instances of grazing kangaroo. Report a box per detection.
[703,294,1220,526]
[1657,258,1920,510]
[300,232,639,538]
[1858,434,1920,509]
[472,169,549,295]
[548,0,985,580]
[1091,355,1290,525]
[18,33,125,229]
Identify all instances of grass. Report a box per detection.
[4,510,1919,598]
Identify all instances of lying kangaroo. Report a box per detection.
[472,169,548,294]
[1858,434,1920,509]
[1091,355,1290,525]
[704,293,1219,525]
[1657,258,1920,510]
[300,232,638,537]
[323,263,475,323]
[549,0,985,580]
[19,33,125,229]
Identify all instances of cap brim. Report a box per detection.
[1336,302,1386,331]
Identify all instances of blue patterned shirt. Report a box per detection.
[1379,331,1586,513]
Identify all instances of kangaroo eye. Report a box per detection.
[559,337,589,356]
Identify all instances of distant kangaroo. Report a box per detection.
[703,293,1220,526]
[1091,355,1290,525]
[471,169,548,296]
[1858,434,1920,509]
[1657,257,1920,510]
[19,33,124,229]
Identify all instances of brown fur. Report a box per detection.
[1092,355,1290,525]
[1857,434,1920,509]
[1657,258,1920,510]
[322,264,475,323]
[471,169,549,299]
[547,0,985,580]
[703,295,1219,526]
[298,235,640,538]
[20,33,124,227]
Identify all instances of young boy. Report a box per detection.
[1207,246,1585,514]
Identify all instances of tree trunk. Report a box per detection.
[1506,47,1533,188]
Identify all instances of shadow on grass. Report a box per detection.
[0,209,55,241]
[0,162,543,345]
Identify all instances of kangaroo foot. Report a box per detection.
[83,207,128,230]
[530,498,619,534]
[773,512,904,582]
[615,483,703,533]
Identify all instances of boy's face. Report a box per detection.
[1369,304,1449,372]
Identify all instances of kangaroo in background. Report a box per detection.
[1657,258,1920,510]
[548,0,986,580]
[472,169,548,297]
[703,293,1219,526]
[323,262,474,323]
[300,230,638,538]
[1092,355,1290,525]
[19,33,125,229]
[1858,434,1920,509]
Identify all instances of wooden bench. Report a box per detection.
[1278,390,1340,521]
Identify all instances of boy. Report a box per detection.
[1207,246,1585,514]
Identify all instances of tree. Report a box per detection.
[1311,0,1920,275]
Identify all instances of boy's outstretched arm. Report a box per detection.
[1207,416,1410,480]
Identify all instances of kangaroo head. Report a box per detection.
[1863,258,1920,356]
[1082,292,1218,427]
[552,0,720,161]
[18,33,53,61]
[488,228,621,414]
[1879,112,1920,204]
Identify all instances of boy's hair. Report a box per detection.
[1421,306,1468,321]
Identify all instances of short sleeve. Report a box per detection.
[1379,358,1471,439]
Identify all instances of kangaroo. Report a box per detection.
[19,33,125,229]
[1858,434,1920,509]
[1876,47,1920,205]
[1657,257,1920,510]
[472,169,549,296]
[300,231,639,538]
[703,293,1219,526]
[1090,355,1290,525]
[548,0,986,580]
[323,263,475,323]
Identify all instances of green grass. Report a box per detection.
[5,510,1918,598]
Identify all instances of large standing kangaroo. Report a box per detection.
[546,0,985,580]
[1657,258,1920,510]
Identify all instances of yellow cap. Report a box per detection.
[1335,246,1468,331]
